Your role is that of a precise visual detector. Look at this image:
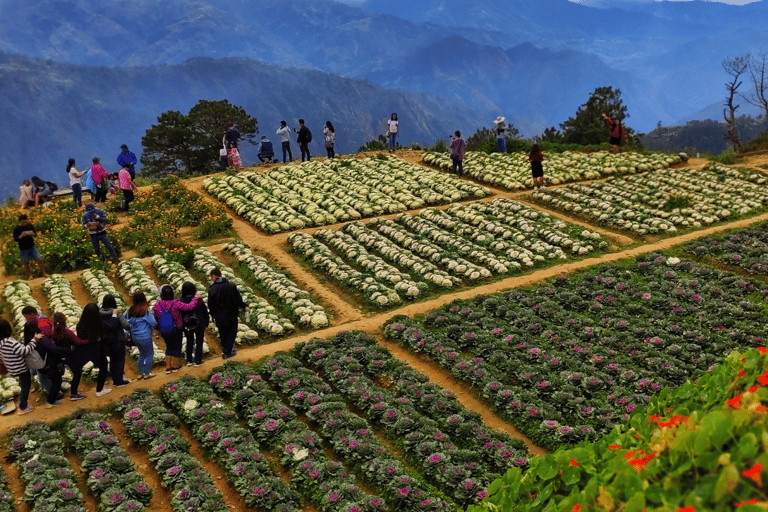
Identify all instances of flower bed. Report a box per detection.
[685,220,768,275]
[162,376,301,512]
[531,164,768,235]
[222,241,329,328]
[81,268,126,309]
[383,252,768,451]
[422,150,685,190]
[0,467,12,512]
[65,410,153,512]
[7,422,87,512]
[116,389,228,512]
[206,362,392,512]
[192,247,293,335]
[203,156,491,233]
[471,347,768,511]
[42,274,82,328]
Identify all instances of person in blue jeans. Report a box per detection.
[386,113,399,153]
[0,319,37,415]
[81,203,119,262]
[277,121,292,163]
[127,290,157,380]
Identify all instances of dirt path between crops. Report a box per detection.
[3,152,768,456]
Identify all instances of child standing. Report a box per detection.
[528,144,545,189]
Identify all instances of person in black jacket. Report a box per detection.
[27,323,72,408]
[13,215,48,280]
[207,268,247,359]
[297,119,311,162]
[100,295,131,387]
[180,281,210,366]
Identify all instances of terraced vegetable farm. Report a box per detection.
[3,149,768,512]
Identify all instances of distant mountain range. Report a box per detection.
[1,0,766,197]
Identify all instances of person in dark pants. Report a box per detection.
[180,281,210,366]
[117,145,138,181]
[277,121,292,163]
[100,295,131,387]
[154,284,199,373]
[67,158,85,207]
[257,136,275,164]
[13,215,48,280]
[27,322,71,407]
[0,319,37,415]
[49,313,89,401]
[81,204,119,262]
[449,130,466,178]
[76,303,112,398]
[207,268,247,359]
[297,119,312,162]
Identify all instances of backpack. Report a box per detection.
[158,303,177,335]
[181,307,199,332]
[306,129,312,143]
[45,181,59,193]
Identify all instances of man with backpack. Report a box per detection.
[297,119,312,162]
[207,268,247,359]
[81,203,119,263]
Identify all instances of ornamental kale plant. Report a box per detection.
[66,410,153,512]
[0,465,15,512]
[7,422,87,512]
[685,220,768,275]
[384,252,768,451]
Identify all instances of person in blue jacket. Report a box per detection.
[81,203,118,262]
[84,166,96,200]
[117,144,138,181]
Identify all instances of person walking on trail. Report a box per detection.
[602,113,627,154]
[14,215,48,280]
[67,159,85,207]
[207,268,247,360]
[323,121,336,159]
[257,135,275,164]
[529,143,546,190]
[82,203,119,262]
[117,145,138,181]
[386,113,399,153]
[277,120,293,163]
[449,130,466,178]
[118,166,138,210]
[0,319,38,415]
[297,119,312,162]
[127,291,157,380]
[493,116,508,153]
[100,294,132,388]
[76,303,112,398]
[91,157,109,203]
[180,281,209,367]
[153,284,199,374]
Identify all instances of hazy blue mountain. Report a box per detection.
[0,52,480,200]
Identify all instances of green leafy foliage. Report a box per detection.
[559,86,640,148]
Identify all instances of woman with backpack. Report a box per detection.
[323,121,336,159]
[26,321,72,408]
[100,295,131,387]
[180,281,209,367]
[0,318,37,415]
[127,291,157,380]
[91,157,109,203]
[76,303,112,398]
[153,284,199,374]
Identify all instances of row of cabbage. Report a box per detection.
[288,199,606,307]
[203,156,492,233]
[422,150,686,190]
[532,164,768,235]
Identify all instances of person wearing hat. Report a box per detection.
[493,116,508,153]
[117,144,138,181]
[81,203,119,262]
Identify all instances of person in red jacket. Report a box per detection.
[602,113,627,154]
[91,157,110,202]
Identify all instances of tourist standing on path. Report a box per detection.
[529,144,546,189]
[493,116,507,153]
[257,136,275,164]
[82,203,119,263]
[602,113,627,154]
[19,180,35,209]
[118,166,138,210]
[21,307,53,398]
[153,284,199,374]
[0,319,37,415]
[49,312,89,400]
[207,268,247,359]
[297,119,312,162]
[127,291,157,380]
[277,121,293,163]
[27,322,71,408]
[100,295,131,387]
[449,130,466,178]
[91,157,109,203]
[67,159,85,207]
[13,215,48,280]
[323,121,336,159]
[76,303,112,398]
[117,145,138,181]
[219,145,228,169]
[224,123,243,170]
[180,281,209,367]
[386,113,399,153]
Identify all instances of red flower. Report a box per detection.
[749,385,761,393]
[757,347,767,355]
[743,464,763,484]
[570,459,580,467]
[678,508,695,512]
[608,445,621,450]
[758,374,768,386]
[727,395,742,408]
[756,406,767,413]
[735,499,758,507]
[572,505,581,512]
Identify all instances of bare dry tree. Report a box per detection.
[742,51,768,119]
[723,54,750,149]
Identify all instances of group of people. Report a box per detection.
[0,267,247,415]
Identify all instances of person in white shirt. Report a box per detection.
[67,159,85,207]
[386,113,399,153]
[276,121,293,163]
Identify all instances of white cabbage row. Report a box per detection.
[81,269,126,309]
[41,274,82,328]
[3,280,42,335]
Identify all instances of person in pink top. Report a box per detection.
[118,167,138,210]
[91,157,109,203]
